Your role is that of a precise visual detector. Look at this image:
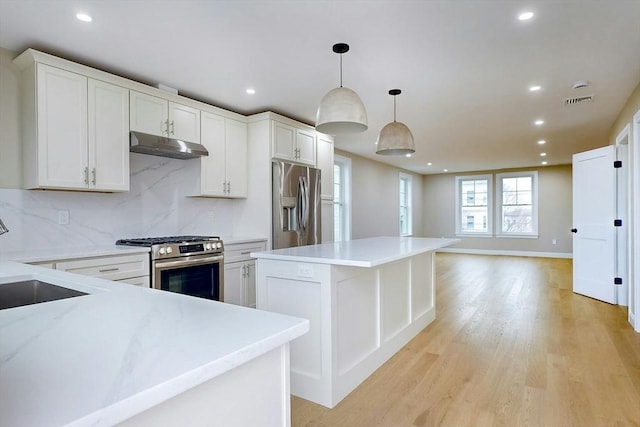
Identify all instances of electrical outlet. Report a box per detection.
[297,264,314,278]
[207,210,215,220]
[552,239,557,245]
[58,210,69,225]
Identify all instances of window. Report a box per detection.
[455,175,493,236]
[496,171,538,237]
[399,173,412,236]
[333,155,351,242]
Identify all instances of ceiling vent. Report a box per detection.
[564,95,594,106]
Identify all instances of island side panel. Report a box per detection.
[117,344,292,427]
[255,259,334,407]
[331,252,436,405]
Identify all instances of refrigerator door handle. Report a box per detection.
[297,176,308,232]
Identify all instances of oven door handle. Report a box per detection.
[154,255,224,270]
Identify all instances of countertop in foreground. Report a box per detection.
[0,261,308,426]
[251,236,460,267]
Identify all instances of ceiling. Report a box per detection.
[1,1,639,175]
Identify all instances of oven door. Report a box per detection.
[152,254,224,301]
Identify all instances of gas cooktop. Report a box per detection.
[116,236,221,247]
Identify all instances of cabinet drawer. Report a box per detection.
[224,241,266,264]
[118,276,150,287]
[56,253,149,281]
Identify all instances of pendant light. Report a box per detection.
[315,43,368,135]
[376,89,415,155]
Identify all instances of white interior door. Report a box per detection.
[572,145,617,304]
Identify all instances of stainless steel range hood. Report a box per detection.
[130,131,209,159]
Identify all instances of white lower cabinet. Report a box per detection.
[30,253,150,287]
[223,240,265,308]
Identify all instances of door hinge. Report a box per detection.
[614,219,623,227]
[614,277,623,285]
[614,160,622,168]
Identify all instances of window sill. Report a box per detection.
[455,233,494,238]
[495,234,539,239]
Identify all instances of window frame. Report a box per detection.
[495,171,539,238]
[333,155,352,242]
[399,173,413,236]
[455,174,493,237]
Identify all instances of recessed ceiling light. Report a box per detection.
[538,140,546,145]
[427,162,432,166]
[405,153,412,158]
[443,169,448,172]
[540,152,547,157]
[541,161,548,165]
[534,119,544,126]
[76,13,92,22]
[529,85,542,92]
[518,11,534,21]
[246,88,256,95]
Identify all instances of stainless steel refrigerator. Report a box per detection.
[272,161,321,249]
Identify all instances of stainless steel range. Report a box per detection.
[116,236,224,301]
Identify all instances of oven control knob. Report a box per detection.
[159,247,166,255]
[216,242,223,249]
[166,247,173,254]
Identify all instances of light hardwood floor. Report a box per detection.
[291,253,640,427]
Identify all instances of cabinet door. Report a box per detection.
[272,121,296,161]
[169,102,200,142]
[88,79,129,191]
[36,63,88,189]
[130,91,168,136]
[316,134,334,199]
[244,261,256,308]
[225,118,248,198]
[200,111,227,196]
[296,128,316,166]
[224,262,244,306]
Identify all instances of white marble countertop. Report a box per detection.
[251,236,460,267]
[0,261,308,426]
[1,244,151,263]
[1,236,268,264]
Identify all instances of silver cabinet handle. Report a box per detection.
[227,181,231,193]
[99,267,119,273]
[170,120,175,135]
[164,119,170,135]
[222,181,226,193]
[83,167,89,184]
[91,168,96,185]
[240,251,251,255]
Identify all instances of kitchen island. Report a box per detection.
[251,236,458,408]
[0,261,308,427]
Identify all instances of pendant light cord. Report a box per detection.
[339,53,343,87]
[393,94,397,122]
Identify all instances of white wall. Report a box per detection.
[422,165,573,256]
[335,149,423,239]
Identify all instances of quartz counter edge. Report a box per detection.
[251,237,460,267]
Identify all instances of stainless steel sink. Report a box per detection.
[0,280,87,310]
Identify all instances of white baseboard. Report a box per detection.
[437,247,573,259]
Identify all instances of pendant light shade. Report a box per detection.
[376,89,415,156]
[316,43,368,135]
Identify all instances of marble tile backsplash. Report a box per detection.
[0,153,241,254]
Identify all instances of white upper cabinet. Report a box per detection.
[316,133,334,200]
[196,111,248,198]
[21,63,129,192]
[88,79,129,191]
[272,120,316,166]
[130,91,200,143]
